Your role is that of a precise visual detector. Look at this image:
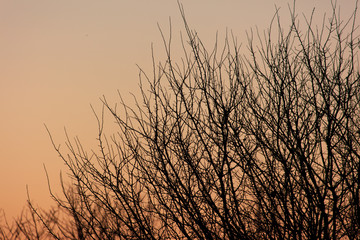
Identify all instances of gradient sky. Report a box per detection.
[1,0,357,220]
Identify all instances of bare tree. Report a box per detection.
[2,1,360,239]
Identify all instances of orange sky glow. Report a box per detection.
[0,0,358,220]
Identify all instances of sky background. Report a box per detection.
[1,0,358,220]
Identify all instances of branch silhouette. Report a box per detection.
[2,1,360,239]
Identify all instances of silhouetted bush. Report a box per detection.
[2,2,360,239]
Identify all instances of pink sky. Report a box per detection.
[0,0,357,220]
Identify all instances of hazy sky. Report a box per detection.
[1,0,357,219]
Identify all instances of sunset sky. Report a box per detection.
[1,0,357,220]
